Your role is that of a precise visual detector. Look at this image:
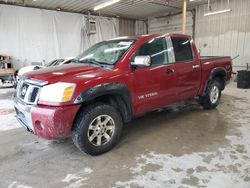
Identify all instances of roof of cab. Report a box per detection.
[109,33,192,41]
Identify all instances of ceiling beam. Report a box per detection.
[0,2,137,20]
[146,1,182,11]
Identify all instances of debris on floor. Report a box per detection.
[0,92,19,131]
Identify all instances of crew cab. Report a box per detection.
[13,34,232,155]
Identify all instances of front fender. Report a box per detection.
[74,82,133,122]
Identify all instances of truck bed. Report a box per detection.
[200,56,232,68]
[200,56,231,61]
[199,56,232,87]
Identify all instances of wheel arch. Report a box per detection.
[74,83,133,123]
[202,67,227,96]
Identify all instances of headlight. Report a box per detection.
[39,82,76,103]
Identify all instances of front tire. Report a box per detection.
[72,103,123,155]
[200,80,222,110]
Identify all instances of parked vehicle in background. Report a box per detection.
[0,55,16,88]
[16,57,74,82]
[13,34,232,155]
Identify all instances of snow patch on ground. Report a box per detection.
[0,100,20,131]
[0,99,15,109]
[0,90,8,94]
[62,168,93,188]
[0,88,14,94]
[62,174,88,187]
[115,146,249,188]
[0,113,19,131]
[84,167,93,174]
[8,181,33,188]
[114,98,250,188]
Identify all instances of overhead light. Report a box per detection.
[204,9,232,16]
[94,0,121,11]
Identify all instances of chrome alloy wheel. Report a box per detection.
[87,115,115,146]
[210,85,219,104]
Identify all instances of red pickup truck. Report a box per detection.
[14,34,232,155]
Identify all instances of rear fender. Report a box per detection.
[202,67,227,96]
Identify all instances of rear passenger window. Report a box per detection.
[171,37,193,62]
[133,38,169,66]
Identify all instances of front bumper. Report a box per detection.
[13,96,34,133]
[13,96,81,139]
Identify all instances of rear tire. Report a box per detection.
[200,80,221,110]
[72,103,123,155]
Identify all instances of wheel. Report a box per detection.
[200,80,221,110]
[72,103,123,155]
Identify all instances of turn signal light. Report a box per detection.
[62,86,75,102]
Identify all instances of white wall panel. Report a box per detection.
[195,0,250,70]
[86,16,118,49]
[148,12,193,36]
[0,4,118,69]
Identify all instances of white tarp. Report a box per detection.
[82,16,119,51]
[0,5,118,69]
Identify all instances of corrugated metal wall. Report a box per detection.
[195,0,250,70]
[148,11,193,36]
[119,18,135,36]
[135,20,147,35]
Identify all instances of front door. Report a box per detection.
[131,37,177,115]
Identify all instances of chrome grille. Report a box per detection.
[17,80,41,105]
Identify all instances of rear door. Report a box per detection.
[170,37,201,100]
[132,37,177,115]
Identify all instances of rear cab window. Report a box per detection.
[171,37,194,62]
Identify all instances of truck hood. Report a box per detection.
[24,64,108,84]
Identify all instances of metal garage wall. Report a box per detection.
[119,18,135,36]
[119,19,147,36]
[195,0,250,70]
[135,20,147,35]
[148,11,193,36]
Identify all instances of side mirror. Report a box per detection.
[131,56,151,67]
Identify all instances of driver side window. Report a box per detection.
[132,37,169,66]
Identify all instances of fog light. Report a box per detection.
[35,121,44,131]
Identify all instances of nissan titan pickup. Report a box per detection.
[13,34,232,155]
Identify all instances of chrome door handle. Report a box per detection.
[165,69,175,74]
[192,65,200,69]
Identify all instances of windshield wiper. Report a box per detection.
[71,59,104,67]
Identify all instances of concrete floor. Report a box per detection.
[0,83,249,188]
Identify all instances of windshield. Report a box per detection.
[75,39,135,65]
[45,59,64,67]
